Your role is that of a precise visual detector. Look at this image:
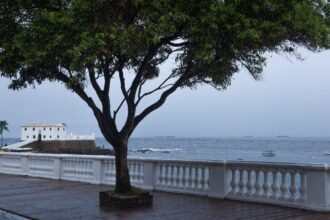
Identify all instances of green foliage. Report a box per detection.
[1,0,330,194]
[0,121,8,134]
[1,0,329,90]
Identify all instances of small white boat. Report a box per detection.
[262,150,275,157]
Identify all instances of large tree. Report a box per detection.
[0,0,329,193]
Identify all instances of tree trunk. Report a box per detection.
[113,141,131,194]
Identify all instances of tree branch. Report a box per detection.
[55,68,119,142]
[128,33,181,103]
[133,64,191,131]
[135,73,177,106]
[87,65,103,100]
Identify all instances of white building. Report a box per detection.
[21,123,67,141]
[21,123,95,141]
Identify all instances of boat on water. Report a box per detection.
[262,150,275,157]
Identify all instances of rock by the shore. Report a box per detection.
[23,140,114,155]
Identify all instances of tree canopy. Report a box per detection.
[1,0,330,193]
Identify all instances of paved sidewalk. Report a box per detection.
[0,174,329,220]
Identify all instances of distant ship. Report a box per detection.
[262,150,275,157]
[276,135,290,138]
[155,136,176,138]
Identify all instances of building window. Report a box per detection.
[43,135,46,139]
[24,128,27,131]
[50,128,52,131]
[57,135,60,138]
[33,127,35,131]
[57,128,60,131]
[43,127,46,131]
[33,135,36,139]
[50,135,52,139]
[27,136,29,139]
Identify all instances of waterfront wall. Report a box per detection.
[0,152,329,211]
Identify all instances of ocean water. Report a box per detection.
[96,137,330,164]
[4,137,330,164]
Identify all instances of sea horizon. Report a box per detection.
[3,136,330,165]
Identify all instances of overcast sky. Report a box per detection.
[1,49,330,138]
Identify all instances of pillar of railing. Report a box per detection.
[53,157,61,179]
[142,160,156,190]
[305,166,330,211]
[93,159,102,184]
[208,163,227,198]
[21,155,28,174]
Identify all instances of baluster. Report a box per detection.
[161,164,166,185]
[79,159,83,176]
[109,161,112,181]
[200,167,206,190]
[75,159,78,177]
[88,160,91,176]
[112,161,116,180]
[160,164,165,185]
[171,164,176,186]
[172,164,176,187]
[263,168,270,198]
[79,159,83,177]
[106,161,110,178]
[166,164,171,186]
[139,163,143,183]
[182,166,187,188]
[230,168,237,194]
[188,166,193,189]
[299,171,306,201]
[84,160,87,176]
[79,159,82,177]
[238,168,245,195]
[129,162,133,180]
[254,168,261,196]
[166,165,171,186]
[65,159,69,175]
[135,162,139,182]
[271,169,279,199]
[89,160,93,176]
[289,170,297,201]
[280,170,288,200]
[72,158,75,177]
[132,162,136,182]
[176,165,181,187]
[76,159,85,176]
[194,167,199,189]
[75,159,79,177]
[87,160,91,176]
[205,168,210,190]
[71,158,74,177]
[246,168,253,196]
[197,167,202,190]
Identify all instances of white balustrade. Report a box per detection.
[154,162,209,195]
[28,156,54,178]
[0,152,329,211]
